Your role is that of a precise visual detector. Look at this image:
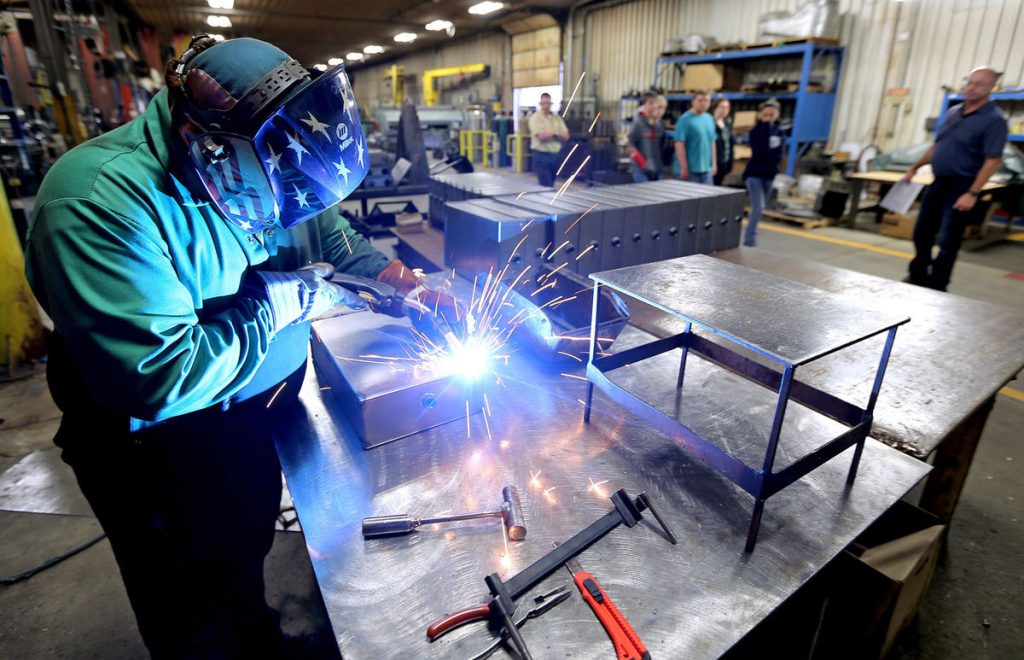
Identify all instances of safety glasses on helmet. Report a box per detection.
[186,64,368,233]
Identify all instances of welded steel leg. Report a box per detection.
[676,322,693,389]
[847,438,866,485]
[849,327,899,483]
[746,498,766,553]
[584,283,600,424]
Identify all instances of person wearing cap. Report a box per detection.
[902,66,1007,291]
[742,98,784,247]
[25,35,455,657]
[673,89,717,184]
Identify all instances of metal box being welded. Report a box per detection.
[311,311,483,449]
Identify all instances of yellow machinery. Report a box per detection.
[0,180,45,375]
[506,133,531,173]
[383,65,405,106]
[422,64,488,107]
[459,129,497,167]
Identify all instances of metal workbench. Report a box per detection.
[275,313,929,657]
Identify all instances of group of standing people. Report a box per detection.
[630,89,783,246]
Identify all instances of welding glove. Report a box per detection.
[631,150,648,171]
[250,262,368,333]
[375,260,464,333]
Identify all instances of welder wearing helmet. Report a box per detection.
[24,35,448,657]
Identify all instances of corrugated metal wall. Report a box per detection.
[351,32,511,112]
[578,0,1024,150]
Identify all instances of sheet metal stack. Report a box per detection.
[428,171,552,229]
[443,180,746,278]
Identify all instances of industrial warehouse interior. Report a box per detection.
[1,0,1022,658]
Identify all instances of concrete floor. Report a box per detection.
[1,205,1022,658]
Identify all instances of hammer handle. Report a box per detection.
[426,602,491,640]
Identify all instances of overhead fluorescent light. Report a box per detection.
[313,64,328,72]
[364,45,385,54]
[394,32,417,43]
[468,2,504,15]
[208,33,225,42]
[327,57,343,66]
[206,15,232,28]
[425,19,453,31]
[206,0,233,8]
[346,52,364,61]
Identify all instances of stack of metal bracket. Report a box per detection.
[428,171,552,229]
[443,180,746,279]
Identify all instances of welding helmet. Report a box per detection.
[166,35,368,233]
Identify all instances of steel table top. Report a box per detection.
[275,317,929,659]
[591,255,909,366]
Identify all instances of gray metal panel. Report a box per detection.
[591,255,910,366]
[275,330,930,658]
[444,199,547,275]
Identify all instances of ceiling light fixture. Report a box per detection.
[364,45,385,54]
[468,2,504,15]
[327,57,343,66]
[206,15,232,28]
[394,32,417,43]
[208,33,225,42]
[346,52,364,61]
[425,19,453,31]
[206,0,233,9]
[313,64,328,72]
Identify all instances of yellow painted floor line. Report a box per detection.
[755,221,915,258]
[1009,232,1024,242]
[1000,385,1024,403]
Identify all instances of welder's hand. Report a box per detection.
[375,259,423,295]
[405,287,466,337]
[250,262,368,332]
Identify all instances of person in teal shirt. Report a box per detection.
[25,35,449,657]
[673,90,717,184]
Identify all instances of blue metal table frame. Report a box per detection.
[583,256,909,551]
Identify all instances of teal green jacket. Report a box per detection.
[26,89,389,426]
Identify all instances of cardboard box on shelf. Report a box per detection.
[732,110,757,134]
[683,63,743,91]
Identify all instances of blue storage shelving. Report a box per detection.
[636,41,845,177]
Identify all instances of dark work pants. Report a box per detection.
[532,150,561,187]
[56,371,305,659]
[908,176,974,291]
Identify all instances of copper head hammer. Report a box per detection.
[362,485,527,541]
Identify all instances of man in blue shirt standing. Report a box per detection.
[673,90,717,184]
[903,67,1007,291]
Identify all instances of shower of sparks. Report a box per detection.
[499,440,510,449]
[501,518,510,562]
[561,373,588,381]
[555,143,580,177]
[483,392,492,417]
[266,382,287,408]
[319,385,332,390]
[558,351,583,362]
[516,191,527,200]
[465,400,472,438]
[588,112,601,133]
[577,398,587,406]
[482,408,494,442]
[564,203,599,235]
[521,219,534,232]
[530,470,542,489]
[543,486,558,504]
[562,72,586,117]
[575,244,596,261]
[587,477,609,498]
[550,155,591,203]
[341,231,353,254]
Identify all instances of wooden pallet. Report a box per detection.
[751,208,835,229]
[661,37,840,58]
